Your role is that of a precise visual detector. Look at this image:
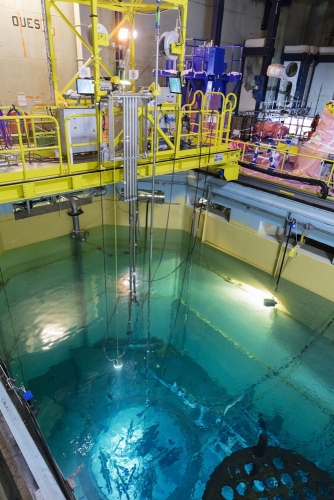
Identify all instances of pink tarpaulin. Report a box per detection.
[254,121,289,139]
[294,106,334,177]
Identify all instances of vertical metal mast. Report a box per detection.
[109,94,149,332]
[89,0,102,101]
[123,95,139,305]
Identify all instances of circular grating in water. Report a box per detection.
[203,439,334,499]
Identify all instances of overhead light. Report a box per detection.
[132,30,138,39]
[118,28,129,42]
[120,80,131,86]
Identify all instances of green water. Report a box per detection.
[0,226,334,499]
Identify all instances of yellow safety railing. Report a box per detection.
[1,106,27,114]
[238,139,334,199]
[1,107,31,146]
[180,91,237,150]
[0,114,64,180]
[104,91,239,170]
[143,106,230,158]
[0,91,238,192]
[63,112,101,172]
[28,108,59,155]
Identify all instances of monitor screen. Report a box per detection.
[168,77,182,94]
[76,78,95,95]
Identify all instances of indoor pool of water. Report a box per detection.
[0,226,334,499]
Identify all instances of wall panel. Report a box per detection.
[307,63,334,116]
[203,212,334,302]
[0,0,77,109]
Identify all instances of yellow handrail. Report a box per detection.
[63,113,99,171]
[0,114,63,173]
[238,139,334,195]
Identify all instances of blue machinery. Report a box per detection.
[158,40,243,106]
[182,41,242,97]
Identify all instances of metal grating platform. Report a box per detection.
[203,436,334,499]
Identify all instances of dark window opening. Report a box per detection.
[286,62,298,78]
[304,237,334,262]
[208,202,231,222]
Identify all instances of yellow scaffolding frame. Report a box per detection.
[0,94,240,203]
[44,0,186,105]
[0,0,240,203]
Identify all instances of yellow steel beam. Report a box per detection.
[47,0,184,102]
[60,16,129,95]
[51,1,91,52]
[0,151,240,204]
[90,0,102,103]
[178,0,188,78]
[44,0,59,104]
[50,1,113,80]
[57,0,184,10]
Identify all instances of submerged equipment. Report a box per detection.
[263,217,296,307]
[203,435,334,499]
[263,298,278,307]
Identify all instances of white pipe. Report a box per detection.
[66,194,78,213]
[73,3,84,68]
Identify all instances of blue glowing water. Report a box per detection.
[0,228,334,499]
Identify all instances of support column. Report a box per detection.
[210,0,224,46]
[67,195,89,241]
[177,3,188,107]
[90,0,102,97]
[73,3,84,68]
[256,0,283,108]
[41,0,59,105]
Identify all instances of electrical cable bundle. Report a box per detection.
[0,110,12,149]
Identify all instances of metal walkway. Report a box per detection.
[0,363,75,500]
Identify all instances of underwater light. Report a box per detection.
[236,282,277,308]
[263,298,277,308]
[113,358,123,369]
